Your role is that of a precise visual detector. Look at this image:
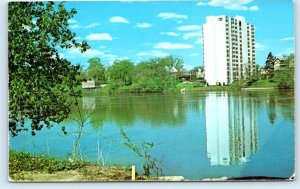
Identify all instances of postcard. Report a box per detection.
[8,0,295,182]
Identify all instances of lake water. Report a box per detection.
[10,90,295,180]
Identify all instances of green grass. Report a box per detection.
[248,80,278,88]
[176,82,204,90]
[9,150,91,176]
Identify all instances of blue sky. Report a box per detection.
[60,0,295,70]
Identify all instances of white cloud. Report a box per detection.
[160,32,180,37]
[86,33,113,41]
[178,25,202,31]
[63,47,119,63]
[249,5,259,11]
[195,38,203,44]
[99,45,106,49]
[152,50,169,57]
[177,20,183,24]
[85,23,101,29]
[83,49,105,57]
[183,32,202,40]
[137,52,148,57]
[74,36,82,40]
[206,0,259,11]
[184,64,194,71]
[136,50,169,57]
[68,19,78,24]
[196,2,207,6]
[255,42,265,51]
[109,16,130,24]
[64,48,104,59]
[158,13,188,20]
[69,24,81,29]
[136,23,152,28]
[59,53,65,59]
[280,37,294,41]
[190,53,200,57]
[102,53,118,60]
[154,42,193,49]
[276,48,295,57]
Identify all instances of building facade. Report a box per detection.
[203,16,256,85]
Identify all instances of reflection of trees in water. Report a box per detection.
[259,90,294,125]
[66,91,293,131]
[68,94,206,129]
[268,98,277,125]
[104,94,187,127]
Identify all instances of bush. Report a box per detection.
[9,150,90,177]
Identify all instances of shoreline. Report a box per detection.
[9,150,185,182]
[82,86,294,96]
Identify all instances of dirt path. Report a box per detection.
[10,165,132,182]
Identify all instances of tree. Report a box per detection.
[264,52,276,79]
[159,55,184,71]
[9,2,89,136]
[134,57,179,92]
[86,57,106,83]
[106,59,135,87]
[274,53,294,89]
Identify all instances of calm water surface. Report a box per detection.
[10,91,295,180]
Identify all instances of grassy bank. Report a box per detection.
[81,79,294,96]
[9,151,183,182]
[245,79,278,88]
[9,150,134,182]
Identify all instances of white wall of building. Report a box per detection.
[203,16,255,85]
[203,16,227,85]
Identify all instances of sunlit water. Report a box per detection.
[10,91,295,180]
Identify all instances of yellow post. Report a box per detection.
[131,165,136,181]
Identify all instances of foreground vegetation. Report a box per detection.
[9,150,134,181]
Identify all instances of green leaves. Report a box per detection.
[9,2,89,136]
[86,58,106,83]
[274,53,295,89]
[106,59,135,87]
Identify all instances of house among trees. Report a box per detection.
[170,67,178,74]
[82,80,96,90]
[274,58,286,71]
[195,68,205,79]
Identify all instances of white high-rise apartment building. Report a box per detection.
[203,15,256,85]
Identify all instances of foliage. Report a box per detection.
[9,150,90,178]
[228,80,248,90]
[281,53,295,68]
[274,54,294,89]
[106,59,135,88]
[133,57,180,93]
[86,57,106,83]
[69,98,94,157]
[158,55,184,71]
[8,2,89,136]
[120,129,163,178]
[263,52,277,79]
[104,56,183,93]
[76,67,89,81]
[248,79,278,88]
[176,82,204,90]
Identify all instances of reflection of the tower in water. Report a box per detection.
[205,92,258,166]
[82,97,96,110]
